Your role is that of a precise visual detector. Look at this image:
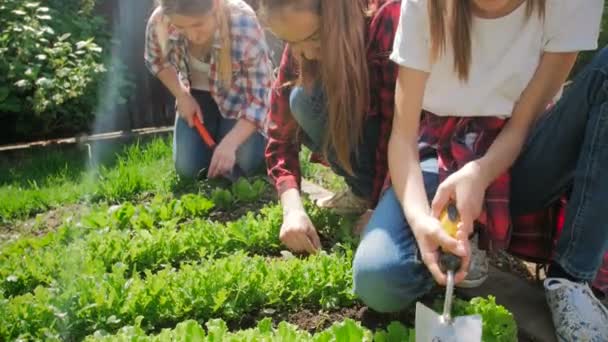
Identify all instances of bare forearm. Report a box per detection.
[389,137,430,224]
[477,52,578,185]
[391,67,431,228]
[222,118,257,149]
[280,188,305,214]
[157,67,187,99]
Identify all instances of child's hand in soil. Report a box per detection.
[208,139,237,179]
[280,208,322,254]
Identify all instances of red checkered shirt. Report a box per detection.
[420,113,608,292]
[265,0,401,206]
[418,113,512,250]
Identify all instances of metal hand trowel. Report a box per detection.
[415,204,483,342]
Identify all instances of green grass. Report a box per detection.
[0,138,347,224]
[0,137,182,223]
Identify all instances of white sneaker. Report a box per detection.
[457,234,489,288]
[545,277,608,342]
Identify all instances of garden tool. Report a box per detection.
[415,203,483,342]
[192,116,244,181]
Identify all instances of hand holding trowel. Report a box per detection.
[415,203,483,342]
[192,115,244,182]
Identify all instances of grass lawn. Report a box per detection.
[0,136,517,341]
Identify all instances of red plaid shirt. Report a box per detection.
[418,113,511,250]
[419,114,608,293]
[265,0,400,205]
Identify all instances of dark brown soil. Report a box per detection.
[226,306,364,333]
[225,289,447,335]
[208,194,277,223]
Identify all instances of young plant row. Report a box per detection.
[0,250,356,341]
[1,192,217,262]
[85,296,517,342]
[0,194,217,298]
[87,317,413,342]
[1,197,350,299]
[2,176,278,263]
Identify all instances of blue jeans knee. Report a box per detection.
[235,131,266,176]
[289,85,327,148]
[352,187,434,313]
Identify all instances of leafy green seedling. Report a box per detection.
[211,188,233,210]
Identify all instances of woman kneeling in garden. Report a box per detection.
[145,0,272,180]
[353,0,608,340]
[261,0,400,253]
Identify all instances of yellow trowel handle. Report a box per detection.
[439,203,462,273]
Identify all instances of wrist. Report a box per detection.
[281,189,305,215]
[176,85,190,100]
[470,159,493,188]
[408,210,431,236]
[219,134,239,152]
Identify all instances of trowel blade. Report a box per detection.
[415,302,483,342]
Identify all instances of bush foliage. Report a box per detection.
[0,0,108,142]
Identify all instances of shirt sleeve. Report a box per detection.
[390,0,432,72]
[238,18,273,132]
[144,7,173,76]
[544,0,604,52]
[264,46,303,195]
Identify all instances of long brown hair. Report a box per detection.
[260,0,370,175]
[157,0,233,84]
[429,0,545,81]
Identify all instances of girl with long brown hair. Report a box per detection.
[261,0,400,254]
[353,0,607,339]
[145,0,272,180]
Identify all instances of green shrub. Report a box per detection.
[0,0,109,142]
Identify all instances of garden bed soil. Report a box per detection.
[0,203,88,243]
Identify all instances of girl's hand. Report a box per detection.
[412,214,469,285]
[280,208,322,254]
[208,139,237,179]
[176,89,203,127]
[431,161,489,238]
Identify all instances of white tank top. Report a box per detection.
[189,53,211,91]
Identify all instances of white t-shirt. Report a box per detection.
[391,0,603,118]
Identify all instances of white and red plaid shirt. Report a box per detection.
[144,0,272,132]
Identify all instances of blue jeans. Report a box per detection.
[353,47,608,313]
[173,90,266,179]
[289,85,380,199]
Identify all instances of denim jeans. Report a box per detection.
[173,90,266,179]
[289,85,380,199]
[353,47,608,313]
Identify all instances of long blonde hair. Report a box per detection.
[158,0,233,84]
[260,0,370,175]
[429,0,545,81]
